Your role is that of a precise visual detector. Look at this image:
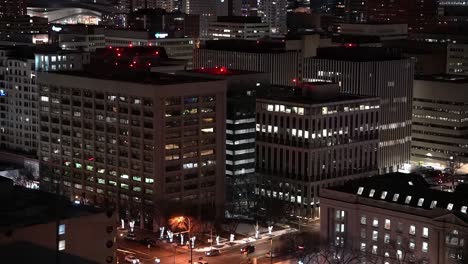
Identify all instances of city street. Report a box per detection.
[116,228,304,264]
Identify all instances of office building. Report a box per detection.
[181,0,225,38]
[412,75,468,168]
[337,23,408,41]
[303,47,414,173]
[34,50,91,72]
[0,177,116,264]
[256,82,380,218]
[178,67,269,215]
[209,16,270,40]
[320,173,468,264]
[0,0,26,18]
[259,0,288,35]
[103,29,195,60]
[193,39,302,87]
[367,0,438,32]
[0,46,38,155]
[437,0,468,28]
[128,9,200,38]
[37,70,226,227]
[447,43,468,76]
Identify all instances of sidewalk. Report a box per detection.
[193,227,298,252]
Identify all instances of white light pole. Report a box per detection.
[129,220,135,232]
[268,225,273,235]
[121,219,125,229]
[159,226,165,239]
[180,234,184,245]
[216,235,220,246]
[230,234,235,243]
[255,222,260,239]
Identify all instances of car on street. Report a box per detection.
[205,249,220,256]
[195,261,208,264]
[124,255,140,263]
[265,251,278,258]
[240,245,255,254]
[124,233,138,241]
[140,237,156,246]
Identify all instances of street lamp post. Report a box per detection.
[270,238,273,264]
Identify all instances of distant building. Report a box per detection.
[193,39,304,87]
[128,9,200,38]
[412,75,468,168]
[209,16,270,40]
[256,82,380,219]
[447,43,468,76]
[34,50,91,72]
[0,177,116,264]
[259,0,287,35]
[0,46,38,155]
[37,70,226,226]
[177,67,270,215]
[102,29,195,60]
[303,47,415,173]
[0,0,27,18]
[337,23,408,41]
[437,0,468,29]
[320,173,468,264]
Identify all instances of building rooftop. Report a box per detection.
[189,67,262,76]
[45,69,216,86]
[202,39,287,53]
[328,173,468,223]
[0,178,105,232]
[316,47,405,61]
[258,83,377,105]
[415,74,468,84]
[216,16,263,24]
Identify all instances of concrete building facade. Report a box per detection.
[412,75,468,168]
[255,83,380,219]
[320,173,468,264]
[447,43,468,76]
[37,71,226,227]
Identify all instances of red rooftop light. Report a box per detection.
[292,78,297,83]
[129,43,133,47]
[108,46,113,49]
[155,51,159,55]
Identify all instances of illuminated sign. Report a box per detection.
[52,26,62,32]
[0,89,6,96]
[155,32,168,39]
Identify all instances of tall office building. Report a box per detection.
[303,47,414,173]
[447,43,468,76]
[438,0,468,28]
[37,70,226,227]
[256,83,380,218]
[193,39,302,87]
[412,75,468,168]
[367,0,438,32]
[0,46,38,155]
[178,67,269,215]
[259,0,288,35]
[0,0,26,18]
[181,0,232,37]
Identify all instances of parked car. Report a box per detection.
[124,233,138,241]
[240,245,255,254]
[205,249,220,256]
[124,255,140,263]
[265,251,278,258]
[140,237,156,246]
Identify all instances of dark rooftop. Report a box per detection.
[0,178,104,232]
[258,83,377,105]
[330,173,468,222]
[415,74,468,84]
[189,67,262,76]
[45,69,216,86]
[216,16,263,24]
[203,39,287,53]
[316,47,405,61]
